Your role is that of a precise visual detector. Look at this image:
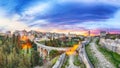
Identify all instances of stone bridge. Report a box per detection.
[34,40,69,59]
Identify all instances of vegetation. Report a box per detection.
[49,50,61,59]
[105,34,120,39]
[96,39,120,68]
[73,55,86,68]
[0,35,43,68]
[51,56,59,66]
[85,44,99,67]
[61,56,69,68]
[40,37,80,47]
[73,55,81,66]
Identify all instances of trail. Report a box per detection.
[89,38,115,68]
[67,55,79,68]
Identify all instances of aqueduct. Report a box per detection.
[34,40,69,59]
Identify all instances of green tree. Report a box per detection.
[49,50,59,59]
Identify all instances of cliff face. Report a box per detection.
[99,38,120,54]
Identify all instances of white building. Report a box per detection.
[100,31,107,37]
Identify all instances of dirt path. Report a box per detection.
[89,39,115,68]
[67,55,79,68]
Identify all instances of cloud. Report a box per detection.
[0,0,120,35]
[45,9,120,34]
[57,0,120,6]
[0,15,29,32]
[28,20,49,27]
[80,10,120,30]
[18,1,52,24]
[32,2,118,25]
[22,2,50,16]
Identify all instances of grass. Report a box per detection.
[95,39,120,68]
[38,41,45,44]
[73,55,81,66]
[51,56,59,66]
[67,41,78,45]
[96,43,120,67]
[73,55,86,68]
[85,44,99,67]
[61,56,69,68]
[0,40,2,44]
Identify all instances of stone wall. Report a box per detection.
[99,38,120,54]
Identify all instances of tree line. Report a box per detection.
[0,34,43,68]
[44,37,80,47]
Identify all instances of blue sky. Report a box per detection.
[0,0,120,35]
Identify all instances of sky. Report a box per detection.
[0,0,120,35]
